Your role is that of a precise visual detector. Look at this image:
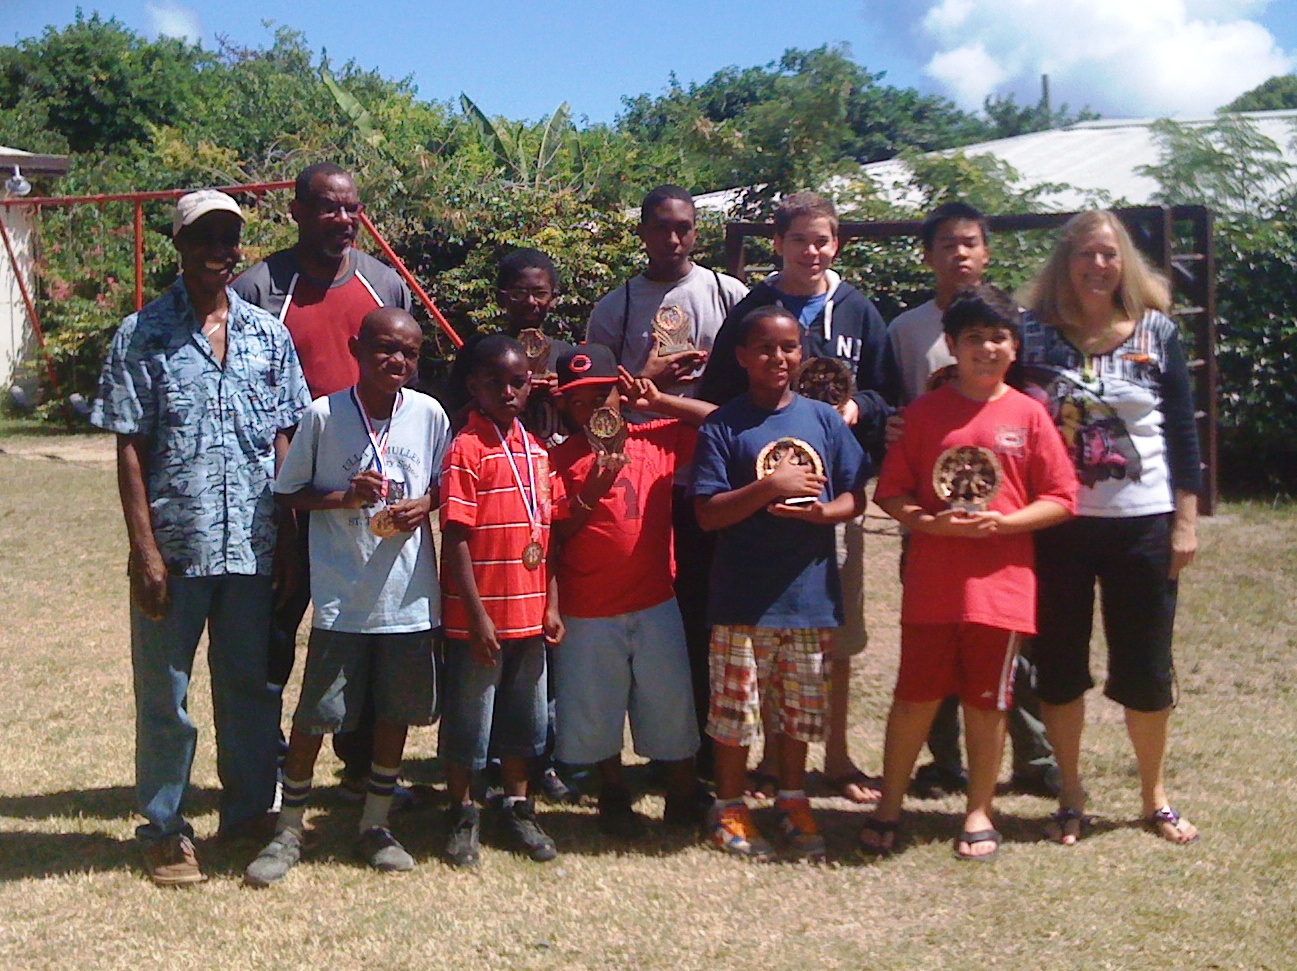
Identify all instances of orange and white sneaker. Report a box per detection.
[775,795,826,862]
[708,802,774,861]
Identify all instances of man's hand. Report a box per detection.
[388,493,432,532]
[344,469,387,508]
[764,451,826,504]
[837,398,860,427]
[129,547,170,620]
[272,538,303,609]
[640,348,708,386]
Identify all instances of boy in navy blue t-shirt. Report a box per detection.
[691,306,870,860]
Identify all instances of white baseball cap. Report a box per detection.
[172,189,244,236]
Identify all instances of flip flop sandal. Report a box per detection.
[954,828,1001,862]
[829,769,882,804]
[1146,806,1200,845]
[1045,807,1091,845]
[857,817,901,857]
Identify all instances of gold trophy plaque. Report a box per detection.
[517,328,554,375]
[652,305,694,356]
[795,357,856,406]
[755,437,824,506]
[585,405,629,470]
[932,445,1002,512]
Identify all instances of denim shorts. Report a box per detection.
[293,628,439,734]
[554,598,700,765]
[438,635,547,771]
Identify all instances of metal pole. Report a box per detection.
[357,209,462,348]
[134,201,144,312]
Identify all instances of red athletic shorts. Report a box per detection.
[895,623,1022,712]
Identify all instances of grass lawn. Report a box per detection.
[1,434,1294,970]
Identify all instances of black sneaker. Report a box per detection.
[1009,764,1063,798]
[663,785,712,831]
[536,767,580,805]
[597,788,650,839]
[498,798,558,862]
[443,803,481,869]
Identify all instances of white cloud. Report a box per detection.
[919,0,1296,117]
[146,3,203,44]
[926,44,1010,108]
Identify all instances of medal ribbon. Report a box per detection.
[351,388,402,491]
[493,419,540,540]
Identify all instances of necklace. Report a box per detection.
[491,419,544,571]
[201,308,229,338]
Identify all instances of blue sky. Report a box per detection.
[4,1,1296,123]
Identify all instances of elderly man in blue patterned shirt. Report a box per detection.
[91,190,311,887]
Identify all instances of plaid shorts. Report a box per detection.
[707,625,831,747]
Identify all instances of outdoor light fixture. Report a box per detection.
[5,166,32,197]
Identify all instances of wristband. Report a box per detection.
[572,493,596,513]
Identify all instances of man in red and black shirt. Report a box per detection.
[234,163,413,797]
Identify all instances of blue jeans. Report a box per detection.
[438,636,547,772]
[131,574,279,842]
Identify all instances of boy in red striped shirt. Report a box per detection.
[438,334,565,869]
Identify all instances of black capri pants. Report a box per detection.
[1033,513,1177,712]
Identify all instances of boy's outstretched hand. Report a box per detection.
[618,366,661,412]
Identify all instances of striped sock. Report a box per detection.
[776,789,806,803]
[359,763,400,834]
[276,775,312,835]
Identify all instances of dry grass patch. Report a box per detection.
[1,442,1295,970]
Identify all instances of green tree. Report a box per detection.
[981,92,1099,139]
[1136,115,1295,217]
[1223,75,1297,112]
[0,12,211,153]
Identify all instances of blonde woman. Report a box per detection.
[1019,211,1201,846]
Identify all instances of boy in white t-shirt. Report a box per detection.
[245,308,452,886]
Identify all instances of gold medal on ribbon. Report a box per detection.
[652,305,694,356]
[755,437,824,506]
[518,328,553,375]
[369,507,400,538]
[522,540,544,571]
[795,357,856,406]
[933,445,1002,512]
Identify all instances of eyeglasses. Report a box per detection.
[185,230,242,248]
[504,287,554,302]
[312,201,364,219]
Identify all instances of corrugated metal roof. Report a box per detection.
[860,110,1297,210]
[694,110,1297,214]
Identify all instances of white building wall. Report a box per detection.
[0,204,35,390]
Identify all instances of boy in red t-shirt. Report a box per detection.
[438,334,565,869]
[863,285,1078,862]
[548,344,716,837]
